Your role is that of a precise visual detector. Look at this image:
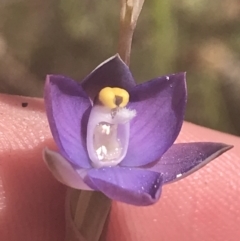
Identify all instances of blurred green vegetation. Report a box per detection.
[0,0,240,135]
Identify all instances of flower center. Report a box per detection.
[86,87,136,168]
[93,122,123,161]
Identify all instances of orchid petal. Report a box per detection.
[44,75,91,168]
[84,167,163,206]
[147,142,232,184]
[121,73,187,167]
[43,148,92,190]
[81,55,136,101]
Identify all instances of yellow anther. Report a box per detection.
[98,87,116,109]
[112,88,129,107]
[98,87,129,109]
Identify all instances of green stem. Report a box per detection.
[65,189,111,241]
[118,0,145,65]
[65,2,145,240]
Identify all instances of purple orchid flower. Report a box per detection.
[43,55,232,206]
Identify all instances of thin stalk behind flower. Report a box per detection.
[118,0,145,65]
[65,189,111,241]
[66,1,145,241]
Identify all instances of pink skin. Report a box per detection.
[0,94,239,241]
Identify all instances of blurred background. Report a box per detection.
[0,0,239,135]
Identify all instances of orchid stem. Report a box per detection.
[65,189,111,241]
[65,2,145,240]
[118,0,145,66]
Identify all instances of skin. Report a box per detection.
[0,93,239,241]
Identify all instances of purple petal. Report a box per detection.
[147,142,233,184]
[43,148,92,190]
[121,73,187,167]
[81,55,136,101]
[84,167,163,206]
[44,75,91,168]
